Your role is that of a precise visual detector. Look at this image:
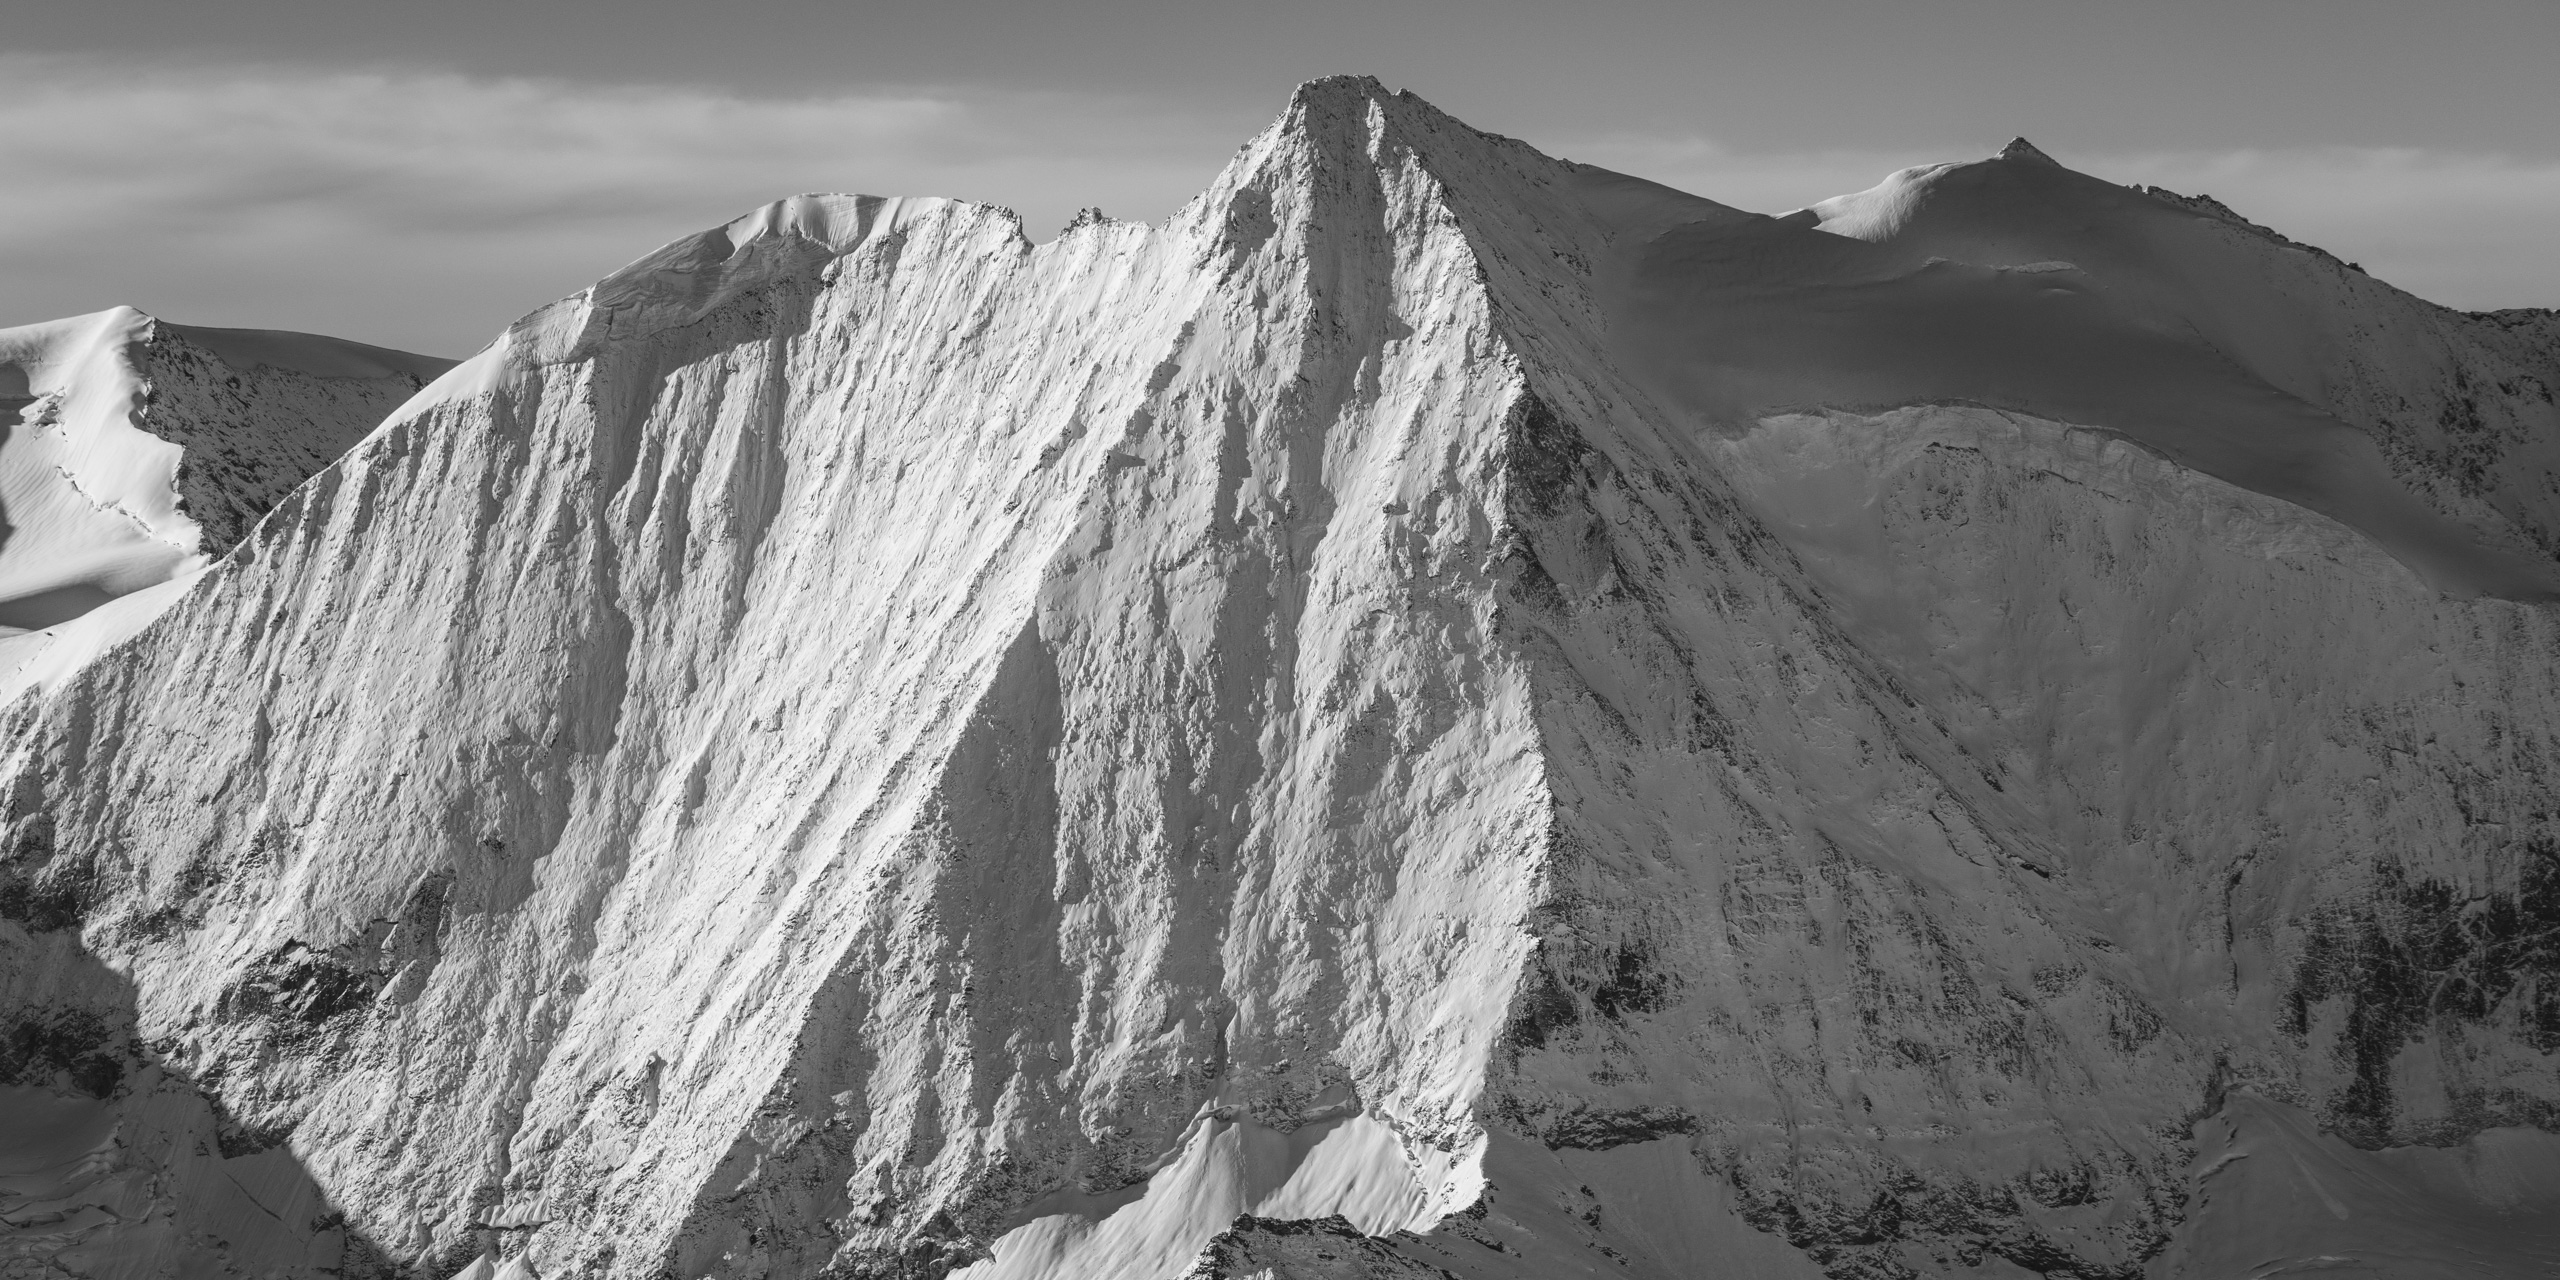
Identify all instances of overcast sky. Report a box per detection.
[6,0,2556,356]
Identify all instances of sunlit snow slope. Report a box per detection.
[0,309,451,695]
[3,78,2557,1280]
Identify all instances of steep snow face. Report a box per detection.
[1,87,1556,1280]
[3,77,2557,1280]
[0,309,450,696]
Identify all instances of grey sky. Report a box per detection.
[6,1,2555,355]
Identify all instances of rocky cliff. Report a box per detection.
[3,78,2556,1280]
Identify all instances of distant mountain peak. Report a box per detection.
[0,307,448,648]
[1997,136,2061,165]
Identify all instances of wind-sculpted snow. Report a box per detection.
[2,77,2557,1280]
[0,309,449,698]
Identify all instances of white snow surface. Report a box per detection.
[0,308,199,627]
[0,306,450,695]
[2,77,2557,1280]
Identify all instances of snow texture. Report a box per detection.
[2,77,2558,1280]
[0,308,450,699]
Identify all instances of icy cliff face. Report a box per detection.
[4,77,2558,1280]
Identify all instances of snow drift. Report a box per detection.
[2,78,2557,1280]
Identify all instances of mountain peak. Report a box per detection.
[1270,73,1494,151]
[1270,73,1435,144]
[1290,72,1389,102]
[11,71,2560,1280]
[1997,136,2060,166]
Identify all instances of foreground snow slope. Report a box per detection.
[0,310,451,695]
[2,78,2556,1280]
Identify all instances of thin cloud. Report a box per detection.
[2,57,2551,358]
[0,56,1236,354]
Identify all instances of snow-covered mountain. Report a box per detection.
[3,77,2556,1280]
[0,308,452,699]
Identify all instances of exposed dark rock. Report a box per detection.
[2285,840,2560,1146]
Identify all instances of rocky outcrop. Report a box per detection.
[1,77,2555,1280]
[1182,1215,1455,1280]
[143,320,454,556]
